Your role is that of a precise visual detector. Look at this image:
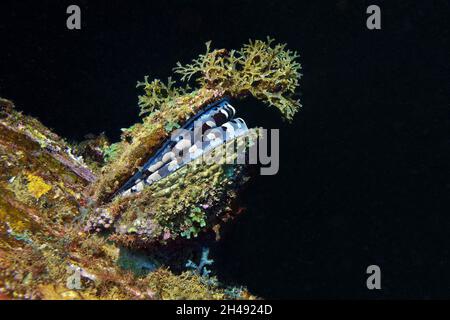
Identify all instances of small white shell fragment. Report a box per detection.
[135,181,144,192]
[174,139,191,151]
[220,109,229,118]
[205,120,216,128]
[168,159,179,171]
[149,161,164,172]
[206,132,216,141]
[147,171,162,183]
[162,151,175,163]
[188,144,198,154]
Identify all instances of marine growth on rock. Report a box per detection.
[0,38,301,300]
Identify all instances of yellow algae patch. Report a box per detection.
[26,174,51,199]
[38,284,85,300]
[0,194,33,233]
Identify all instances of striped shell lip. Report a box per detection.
[115,98,249,198]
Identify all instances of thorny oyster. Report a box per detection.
[87,38,302,248]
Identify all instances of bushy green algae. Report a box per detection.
[174,37,302,121]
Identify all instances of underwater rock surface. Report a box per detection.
[0,38,301,299]
[0,98,249,300]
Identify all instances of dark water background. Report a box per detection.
[0,0,448,298]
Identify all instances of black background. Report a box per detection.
[0,0,448,299]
